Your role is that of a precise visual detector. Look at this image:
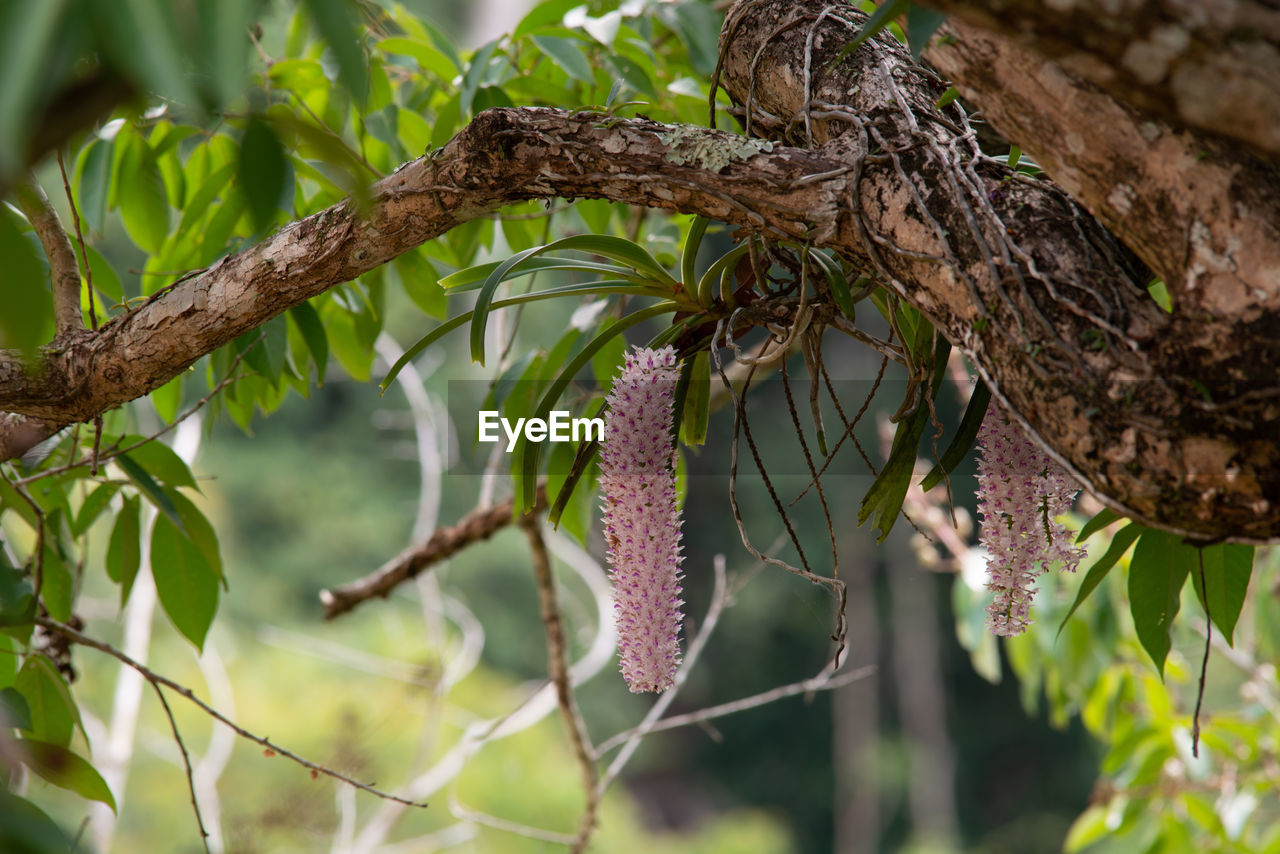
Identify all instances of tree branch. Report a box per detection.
[13,174,83,337]
[920,0,1280,162]
[320,485,549,620]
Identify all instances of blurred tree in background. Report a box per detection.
[1,1,1278,852]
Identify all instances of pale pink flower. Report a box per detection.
[976,408,1084,636]
[599,346,684,692]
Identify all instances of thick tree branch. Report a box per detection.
[924,17,1280,323]
[1,0,1276,540]
[921,0,1280,162]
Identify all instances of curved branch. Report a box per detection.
[14,175,83,337]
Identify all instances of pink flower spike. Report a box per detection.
[599,345,685,692]
[975,408,1085,637]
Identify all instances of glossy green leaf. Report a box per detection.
[121,439,197,490]
[680,350,711,446]
[116,453,185,533]
[1,685,32,730]
[0,790,71,853]
[116,133,171,254]
[106,495,142,603]
[858,328,948,542]
[175,162,236,241]
[905,5,946,61]
[79,243,124,304]
[1077,506,1122,542]
[442,256,640,290]
[836,0,908,63]
[394,249,445,318]
[680,216,710,297]
[459,38,501,117]
[468,235,678,365]
[1058,522,1145,636]
[74,136,115,232]
[303,0,368,100]
[532,34,594,84]
[151,373,184,423]
[808,250,855,320]
[378,36,456,80]
[72,483,119,537]
[239,116,290,233]
[920,381,990,491]
[289,302,329,385]
[514,303,677,511]
[515,0,581,36]
[150,514,219,650]
[1192,543,1253,646]
[17,738,116,812]
[0,209,54,354]
[168,489,224,585]
[39,538,72,623]
[1128,530,1193,677]
[14,655,81,748]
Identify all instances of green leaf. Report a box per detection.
[150,514,219,650]
[666,0,720,75]
[303,0,369,100]
[836,0,908,63]
[0,790,72,853]
[920,381,990,491]
[151,373,184,423]
[168,489,225,585]
[39,539,72,623]
[1192,543,1253,646]
[106,495,143,603]
[116,133,171,254]
[459,38,501,118]
[80,244,123,303]
[94,0,198,111]
[442,256,640,290]
[378,36,456,80]
[531,35,594,85]
[239,116,290,233]
[74,136,115,232]
[121,439,198,490]
[1057,522,1145,636]
[905,5,946,61]
[468,235,678,365]
[116,453,185,533]
[14,655,81,748]
[0,0,67,174]
[72,483,119,537]
[1,685,33,730]
[394,249,445,318]
[858,329,949,541]
[680,216,710,296]
[1128,530,1193,677]
[515,303,679,511]
[515,0,581,37]
[808,250,856,320]
[17,738,117,812]
[1076,506,1122,542]
[289,302,329,385]
[0,208,54,354]
[680,350,711,446]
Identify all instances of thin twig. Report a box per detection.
[36,617,430,809]
[57,150,96,330]
[322,484,548,620]
[519,516,598,853]
[150,681,212,853]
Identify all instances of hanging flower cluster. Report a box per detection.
[599,346,685,692]
[976,408,1085,636]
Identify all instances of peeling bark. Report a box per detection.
[1,0,1277,541]
[920,0,1280,163]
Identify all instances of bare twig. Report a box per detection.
[13,173,83,336]
[150,682,212,853]
[1192,547,1211,758]
[321,484,548,620]
[56,150,96,330]
[36,617,430,809]
[520,516,599,852]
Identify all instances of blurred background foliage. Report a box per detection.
[1,1,1278,853]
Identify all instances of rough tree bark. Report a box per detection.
[1,0,1277,542]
